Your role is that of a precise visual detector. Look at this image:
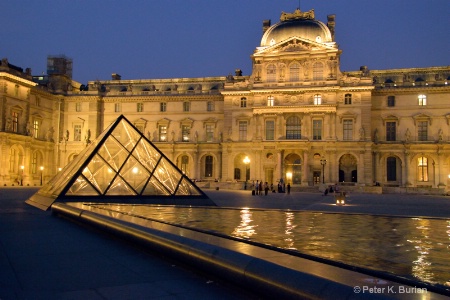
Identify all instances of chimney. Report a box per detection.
[111,73,121,80]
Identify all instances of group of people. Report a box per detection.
[251,180,291,195]
[322,184,344,196]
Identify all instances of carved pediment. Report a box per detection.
[256,37,333,55]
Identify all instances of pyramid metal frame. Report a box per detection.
[26,115,214,210]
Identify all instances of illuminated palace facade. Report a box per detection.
[1,8,450,193]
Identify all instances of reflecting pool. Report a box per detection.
[78,204,450,289]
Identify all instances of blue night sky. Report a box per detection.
[2,0,449,84]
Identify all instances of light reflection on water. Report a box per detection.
[87,204,450,288]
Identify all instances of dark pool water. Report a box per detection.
[80,204,450,288]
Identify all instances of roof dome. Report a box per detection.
[260,9,333,47]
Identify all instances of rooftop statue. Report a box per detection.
[280,8,315,21]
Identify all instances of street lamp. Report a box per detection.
[243,156,250,190]
[20,165,24,186]
[320,156,327,184]
[40,166,44,186]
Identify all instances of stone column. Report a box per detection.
[358,151,365,185]
[302,151,308,186]
[404,151,411,186]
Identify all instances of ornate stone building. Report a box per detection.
[1,8,449,193]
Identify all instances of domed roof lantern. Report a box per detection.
[260,8,334,47]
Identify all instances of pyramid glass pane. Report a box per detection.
[106,176,136,195]
[119,156,150,194]
[142,177,171,195]
[132,139,161,172]
[176,177,202,196]
[66,175,99,195]
[82,155,117,194]
[153,157,182,194]
[111,120,141,152]
[97,136,129,171]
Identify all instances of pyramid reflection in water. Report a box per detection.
[26,115,214,210]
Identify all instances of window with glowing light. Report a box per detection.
[182,125,190,142]
[33,120,40,139]
[314,94,322,105]
[159,125,167,141]
[267,96,274,106]
[417,157,428,182]
[418,94,427,106]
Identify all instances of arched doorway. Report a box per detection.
[234,153,250,182]
[339,154,357,183]
[284,153,302,184]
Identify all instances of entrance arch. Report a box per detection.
[339,154,357,183]
[284,153,302,184]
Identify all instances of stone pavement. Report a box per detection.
[0,187,253,300]
[205,189,450,218]
[1,187,449,299]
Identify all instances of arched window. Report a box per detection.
[240,97,247,108]
[417,157,428,182]
[290,63,300,81]
[205,155,213,177]
[286,116,301,139]
[314,94,322,105]
[267,64,276,82]
[180,155,189,175]
[313,62,323,81]
[344,94,352,105]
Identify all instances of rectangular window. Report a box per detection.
[33,120,39,139]
[205,156,213,177]
[182,125,190,142]
[386,122,396,141]
[31,152,37,174]
[76,102,82,112]
[387,96,395,107]
[74,125,82,141]
[206,125,214,142]
[314,95,322,105]
[343,119,353,140]
[418,121,428,141]
[114,103,121,112]
[267,96,274,106]
[183,102,190,112]
[160,102,167,112]
[418,157,428,182]
[12,112,19,132]
[159,125,167,142]
[265,120,275,140]
[239,121,247,141]
[137,103,144,112]
[344,94,352,105]
[312,120,322,140]
[240,97,247,108]
[207,101,214,111]
[418,94,427,106]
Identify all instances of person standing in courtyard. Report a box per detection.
[287,182,291,194]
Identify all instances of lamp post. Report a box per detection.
[320,156,327,184]
[20,165,24,186]
[243,156,250,190]
[40,166,44,186]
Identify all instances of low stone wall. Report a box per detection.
[383,186,446,195]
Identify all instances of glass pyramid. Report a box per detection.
[26,115,214,210]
